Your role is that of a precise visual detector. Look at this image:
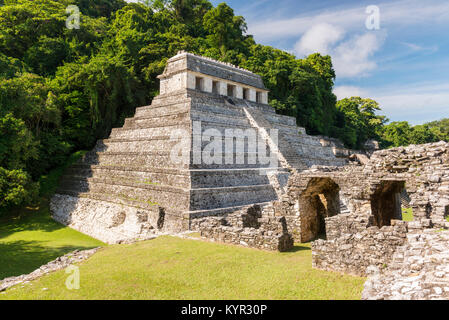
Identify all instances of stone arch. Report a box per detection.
[298,178,341,242]
[370,180,405,228]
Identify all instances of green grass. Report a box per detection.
[0,236,365,300]
[0,151,105,280]
[402,208,414,222]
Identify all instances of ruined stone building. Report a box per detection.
[51,52,449,299]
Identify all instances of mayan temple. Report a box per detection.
[51,51,347,244]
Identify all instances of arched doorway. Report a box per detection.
[370,180,405,228]
[299,178,341,242]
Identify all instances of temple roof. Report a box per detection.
[158,51,268,91]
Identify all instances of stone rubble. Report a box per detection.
[363,229,449,300]
[192,205,294,252]
[0,248,100,292]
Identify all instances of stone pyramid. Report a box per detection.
[51,51,346,244]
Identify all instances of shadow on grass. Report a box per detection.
[285,245,311,253]
[0,240,96,279]
[0,203,65,239]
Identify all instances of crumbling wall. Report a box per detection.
[192,205,294,252]
[267,142,449,275]
[312,220,408,276]
[363,228,449,300]
[365,141,449,228]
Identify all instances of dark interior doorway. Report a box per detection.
[299,178,341,242]
[370,180,405,228]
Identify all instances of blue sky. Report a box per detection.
[209,0,449,124]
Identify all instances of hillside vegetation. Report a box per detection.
[0,0,447,212]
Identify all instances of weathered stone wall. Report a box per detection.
[312,220,408,276]
[366,141,449,228]
[51,194,185,244]
[363,229,449,300]
[191,205,294,252]
[257,142,449,273]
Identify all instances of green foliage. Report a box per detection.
[380,120,447,148]
[0,167,38,208]
[203,3,247,58]
[0,114,38,208]
[335,97,386,149]
[0,52,26,78]
[427,118,449,141]
[402,208,414,222]
[0,114,37,170]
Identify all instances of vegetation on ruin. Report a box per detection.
[0,0,448,211]
[0,236,365,300]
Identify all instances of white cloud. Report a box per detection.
[333,86,369,100]
[294,23,344,56]
[333,32,385,78]
[248,0,449,42]
[294,24,385,78]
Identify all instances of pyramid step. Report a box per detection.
[138,91,189,109]
[57,178,190,211]
[65,165,287,189]
[82,150,280,169]
[188,202,273,219]
[55,190,164,214]
[110,123,191,140]
[190,184,278,211]
[190,168,289,188]
[81,151,189,169]
[190,110,250,127]
[124,112,190,129]
[62,165,191,188]
[270,123,303,135]
[191,102,245,117]
[135,101,190,118]
[262,112,297,127]
[101,137,187,153]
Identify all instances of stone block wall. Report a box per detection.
[363,229,449,300]
[312,220,408,276]
[191,205,294,252]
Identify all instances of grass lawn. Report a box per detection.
[0,151,105,280]
[402,208,414,222]
[0,236,365,300]
[0,204,105,280]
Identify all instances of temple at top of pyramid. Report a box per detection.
[158,51,268,102]
[50,51,348,244]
